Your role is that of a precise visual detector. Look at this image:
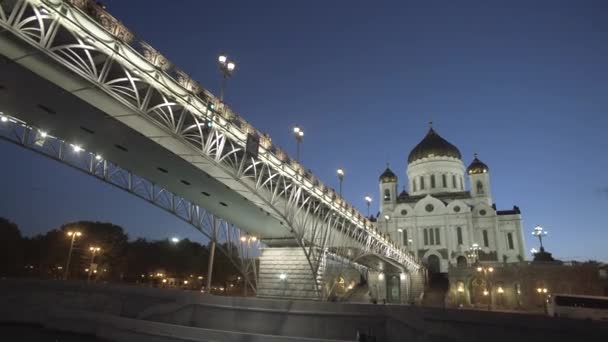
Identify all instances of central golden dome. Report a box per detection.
[408,127,461,163]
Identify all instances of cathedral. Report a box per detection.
[378,125,526,273]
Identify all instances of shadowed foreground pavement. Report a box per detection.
[0,323,106,341]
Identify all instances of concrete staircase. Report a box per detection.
[257,247,321,300]
[421,274,448,308]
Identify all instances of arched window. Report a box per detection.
[507,232,514,250]
[423,229,429,245]
[442,174,447,188]
[476,180,484,194]
[420,176,425,190]
[435,228,440,245]
[452,174,457,188]
[459,177,464,190]
[430,175,436,188]
[384,189,390,201]
[456,227,463,245]
[483,230,489,247]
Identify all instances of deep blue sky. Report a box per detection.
[1,0,607,261]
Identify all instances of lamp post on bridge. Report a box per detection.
[217,54,236,102]
[293,126,304,162]
[384,215,390,235]
[336,168,344,197]
[64,230,82,280]
[364,196,372,218]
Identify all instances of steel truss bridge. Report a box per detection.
[0,0,423,300]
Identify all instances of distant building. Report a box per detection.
[378,124,526,273]
[446,261,606,311]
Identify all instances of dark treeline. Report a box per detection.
[0,217,240,286]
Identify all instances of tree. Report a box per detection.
[0,217,24,276]
[57,221,129,280]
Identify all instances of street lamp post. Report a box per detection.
[217,54,236,102]
[64,230,82,280]
[476,265,494,311]
[536,286,549,312]
[88,246,101,282]
[468,243,481,264]
[364,196,372,218]
[337,168,344,197]
[532,225,548,251]
[293,126,304,162]
[239,235,258,296]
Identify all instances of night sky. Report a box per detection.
[1,0,607,261]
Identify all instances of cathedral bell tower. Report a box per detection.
[379,165,398,213]
[467,153,492,206]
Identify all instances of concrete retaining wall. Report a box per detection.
[1,279,607,342]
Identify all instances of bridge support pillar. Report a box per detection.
[257,247,321,300]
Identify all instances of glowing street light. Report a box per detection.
[64,230,82,280]
[337,168,345,196]
[293,126,304,162]
[279,273,287,280]
[364,196,372,217]
[532,225,548,250]
[171,237,180,244]
[0,116,7,122]
[467,243,481,263]
[217,54,237,102]
[71,144,82,153]
[87,246,101,282]
[476,265,495,311]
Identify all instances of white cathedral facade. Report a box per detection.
[378,126,526,273]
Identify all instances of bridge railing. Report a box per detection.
[1,0,420,271]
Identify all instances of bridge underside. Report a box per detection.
[0,40,288,240]
[0,0,424,302]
